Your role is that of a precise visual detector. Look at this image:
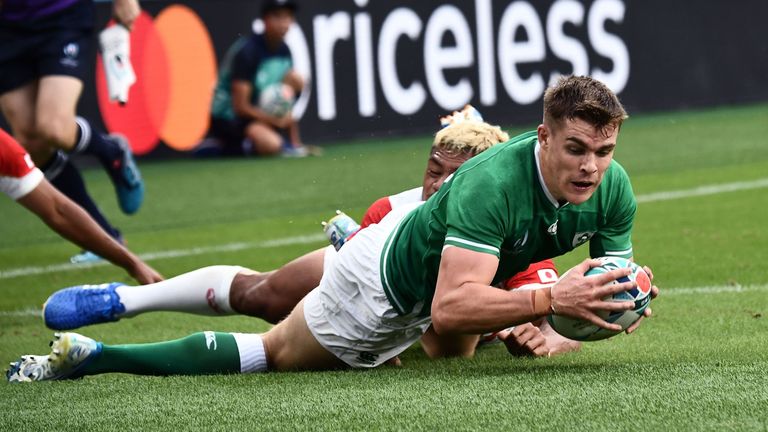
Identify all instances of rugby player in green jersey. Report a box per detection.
[7,76,658,381]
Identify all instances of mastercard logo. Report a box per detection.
[96,6,217,155]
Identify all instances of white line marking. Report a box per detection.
[663,284,768,295]
[0,233,325,280]
[2,283,765,318]
[635,178,768,203]
[0,307,41,317]
[2,178,767,281]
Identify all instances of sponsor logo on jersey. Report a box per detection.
[204,331,218,350]
[512,230,529,253]
[572,231,595,247]
[502,230,529,255]
[547,220,558,235]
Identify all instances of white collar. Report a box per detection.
[534,140,563,208]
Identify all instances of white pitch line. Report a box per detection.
[662,284,768,295]
[0,233,325,280]
[635,178,768,203]
[0,307,41,317]
[1,178,767,281]
[2,283,765,318]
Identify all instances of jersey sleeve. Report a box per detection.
[589,162,636,259]
[503,260,559,290]
[284,45,294,69]
[443,168,510,257]
[360,196,393,228]
[0,129,44,200]
[230,43,259,83]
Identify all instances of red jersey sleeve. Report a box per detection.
[504,259,559,290]
[0,129,35,178]
[360,196,393,229]
[0,129,43,200]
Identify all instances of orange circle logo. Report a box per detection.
[96,6,217,155]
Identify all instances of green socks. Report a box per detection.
[82,332,241,376]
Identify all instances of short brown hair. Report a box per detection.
[433,121,509,156]
[543,76,628,133]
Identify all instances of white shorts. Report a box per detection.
[321,244,337,274]
[304,203,430,368]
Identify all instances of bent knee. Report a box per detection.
[35,116,75,148]
[230,271,287,323]
[283,70,304,93]
[245,124,282,155]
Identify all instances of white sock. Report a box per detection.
[115,265,244,317]
[232,333,268,373]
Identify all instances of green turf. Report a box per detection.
[1,103,767,431]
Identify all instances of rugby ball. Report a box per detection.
[547,257,652,341]
[259,83,295,117]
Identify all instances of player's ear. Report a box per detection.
[537,124,549,148]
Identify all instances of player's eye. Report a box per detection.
[566,146,583,155]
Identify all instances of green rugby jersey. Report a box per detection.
[380,130,636,316]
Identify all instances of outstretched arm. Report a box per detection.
[16,180,163,284]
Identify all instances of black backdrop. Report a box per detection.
[4,0,768,155]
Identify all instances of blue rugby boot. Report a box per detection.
[43,283,126,330]
[6,333,102,382]
[108,134,144,214]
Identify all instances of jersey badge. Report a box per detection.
[572,231,595,247]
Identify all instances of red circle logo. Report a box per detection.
[96,6,217,155]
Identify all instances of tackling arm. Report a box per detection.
[16,180,162,284]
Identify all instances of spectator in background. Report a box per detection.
[0,128,162,284]
[0,0,146,263]
[205,0,316,157]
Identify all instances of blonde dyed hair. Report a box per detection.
[433,121,510,156]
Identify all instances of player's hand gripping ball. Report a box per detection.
[259,83,295,117]
[547,257,652,341]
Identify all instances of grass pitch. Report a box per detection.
[1,104,767,431]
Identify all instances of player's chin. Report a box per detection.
[564,182,596,204]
